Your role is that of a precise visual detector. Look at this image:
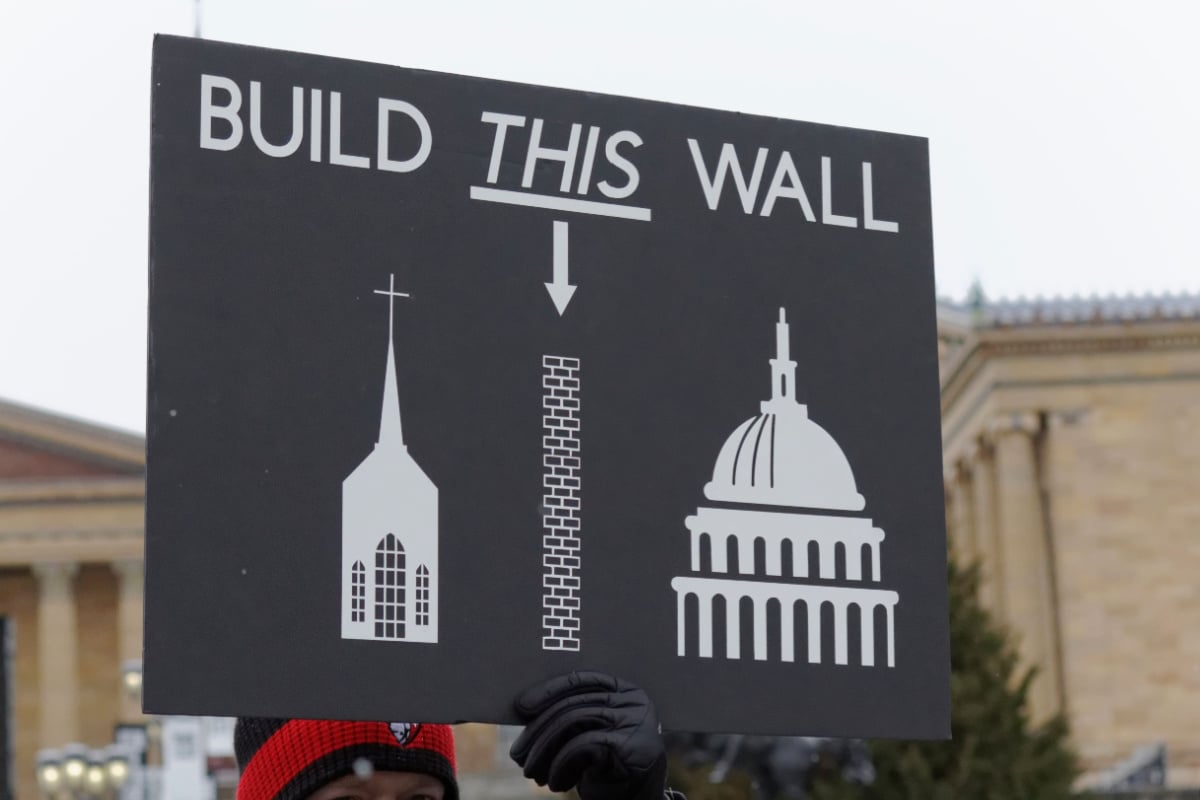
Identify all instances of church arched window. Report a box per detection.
[350,560,365,623]
[415,565,430,626]
[374,534,406,639]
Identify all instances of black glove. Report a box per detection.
[510,671,671,800]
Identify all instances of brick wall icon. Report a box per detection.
[542,355,581,651]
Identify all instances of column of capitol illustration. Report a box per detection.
[542,355,581,651]
[341,275,439,644]
[671,309,899,666]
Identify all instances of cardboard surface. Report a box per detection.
[146,35,949,738]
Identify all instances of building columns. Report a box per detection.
[947,461,976,563]
[34,561,80,747]
[114,559,145,721]
[968,440,1003,615]
[991,412,1062,721]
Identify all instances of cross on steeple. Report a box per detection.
[373,274,411,448]
[373,274,411,338]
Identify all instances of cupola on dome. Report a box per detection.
[703,309,865,511]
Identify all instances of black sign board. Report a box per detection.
[146,35,949,739]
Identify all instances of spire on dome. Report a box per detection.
[767,307,800,408]
[373,274,410,446]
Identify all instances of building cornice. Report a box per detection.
[0,397,144,473]
[0,476,145,506]
[0,526,143,566]
[941,320,1200,414]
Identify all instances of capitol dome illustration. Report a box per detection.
[705,380,865,511]
[671,308,899,666]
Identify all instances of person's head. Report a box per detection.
[234,719,457,800]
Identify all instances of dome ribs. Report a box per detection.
[768,414,777,488]
[729,415,761,486]
[749,413,773,487]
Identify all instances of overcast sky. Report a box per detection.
[1,0,1197,433]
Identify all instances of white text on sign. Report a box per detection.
[198,74,431,173]
[687,140,899,232]
[471,111,651,222]
[196,76,899,233]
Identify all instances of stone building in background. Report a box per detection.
[938,291,1200,790]
[0,398,537,800]
[0,399,146,799]
[2,288,1197,796]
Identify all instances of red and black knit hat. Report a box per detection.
[234,719,457,800]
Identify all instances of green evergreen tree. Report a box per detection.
[812,556,1078,800]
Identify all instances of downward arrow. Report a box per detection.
[545,220,576,316]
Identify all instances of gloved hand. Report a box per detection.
[510,671,670,800]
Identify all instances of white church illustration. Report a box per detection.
[671,308,899,666]
[341,275,439,644]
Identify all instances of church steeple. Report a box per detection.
[374,274,410,447]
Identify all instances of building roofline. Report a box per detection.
[938,318,1200,418]
[939,290,1200,329]
[0,397,144,473]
